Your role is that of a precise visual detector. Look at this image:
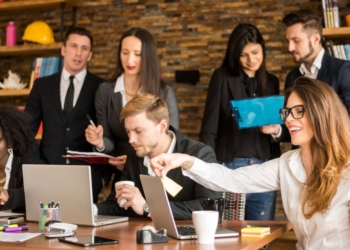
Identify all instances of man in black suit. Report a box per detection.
[264,9,350,140]
[25,27,104,202]
[95,93,221,220]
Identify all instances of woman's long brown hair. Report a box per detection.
[284,77,350,218]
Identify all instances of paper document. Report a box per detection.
[230,95,284,129]
[0,211,24,217]
[0,232,41,242]
[161,176,183,197]
[62,150,117,164]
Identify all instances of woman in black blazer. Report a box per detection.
[85,27,179,187]
[200,24,280,221]
[0,106,34,212]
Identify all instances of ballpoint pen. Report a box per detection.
[86,114,97,128]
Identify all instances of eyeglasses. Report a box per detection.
[279,105,307,122]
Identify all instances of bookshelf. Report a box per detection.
[0,0,80,97]
[323,27,350,39]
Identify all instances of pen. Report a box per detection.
[86,114,96,128]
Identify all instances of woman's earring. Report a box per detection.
[7,148,13,156]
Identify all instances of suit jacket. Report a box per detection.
[281,51,350,141]
[1,156,25,212]
[199,67,281,163]
[95,80,179,156]
[285,51,350,112]
[96,127,222,220]
[25,71,104,164]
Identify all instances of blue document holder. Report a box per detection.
[230,95,284,129]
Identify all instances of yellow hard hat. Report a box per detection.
[22,21,55,44]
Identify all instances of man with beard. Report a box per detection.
[94,93,221,219]
[283,9,350,111]
[261,9,350,141]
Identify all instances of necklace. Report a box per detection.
[0,176,6,184]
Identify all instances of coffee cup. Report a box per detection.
[192,211,218,244]
[115,181,135,207]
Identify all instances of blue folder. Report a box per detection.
[230,95,284,129]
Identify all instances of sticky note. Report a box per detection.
[161,176,183,197]
[241,226,270,237]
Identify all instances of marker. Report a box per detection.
[86,114,96,128]
[4,225,29,232]
[55,201,60,208]
[39,201,44,208]
[40,205,48,231]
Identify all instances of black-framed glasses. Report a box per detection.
[279,105,307,122]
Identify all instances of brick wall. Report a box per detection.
[0,0,349,139]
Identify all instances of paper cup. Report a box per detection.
[115,181,135,207]
[192,211,218,244]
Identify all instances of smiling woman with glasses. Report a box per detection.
[150,76,350,249]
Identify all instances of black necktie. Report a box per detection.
[63,75,75,119]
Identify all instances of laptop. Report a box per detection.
[23,164,128,226]
[140,175,239,239]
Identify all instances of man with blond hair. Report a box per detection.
[95,93,220,219]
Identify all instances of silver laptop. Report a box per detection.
[140,175,239,239]
[23,164,128,226]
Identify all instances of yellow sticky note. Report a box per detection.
[161,176,183,197]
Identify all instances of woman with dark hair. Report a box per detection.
[0,106,33,211]
[152,77,350,249]
[85,27,179,185]
[199,23,280,221]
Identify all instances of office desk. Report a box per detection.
[1,219,292,250]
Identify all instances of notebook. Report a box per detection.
[23,164,128,226]
[140,175,239,239]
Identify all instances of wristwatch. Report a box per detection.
[143,202,150,216]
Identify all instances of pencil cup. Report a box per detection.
[38,207,61,233]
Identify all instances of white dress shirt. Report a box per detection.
[299,49,325,79]
[184,149,350,250]
[60,68,87,109]
[114,73,140,107]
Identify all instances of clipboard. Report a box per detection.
[230,95,284,129]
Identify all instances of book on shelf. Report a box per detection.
[326,0,334,28]
[344,44,350,61]
[29,57,61,88]
[62,150,117,164]
[331,0,340,28]
[322,0,328,28]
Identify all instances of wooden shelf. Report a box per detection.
[323,27,350,39]
[0,43,62,56]
[0,0,81,12]
[0,88,31,97]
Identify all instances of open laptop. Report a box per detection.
[23,164,128,226]
[140,175,239,239]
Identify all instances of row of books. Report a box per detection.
[325,40,350,61]
[321,0,340,28]
[29,57,61,89]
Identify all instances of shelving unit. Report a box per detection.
[323,27,350,39]
[0,0,80,97]
[0,43,62,56]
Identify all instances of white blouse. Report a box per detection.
[184,149,350,250]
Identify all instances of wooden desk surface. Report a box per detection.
[1,219,292,250]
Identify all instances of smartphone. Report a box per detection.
[58,235,119,247]
[0,216,24,224]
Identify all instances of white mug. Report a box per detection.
[115,181,135,207]
[192,211,218,244]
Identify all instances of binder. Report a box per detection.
[230,95,284,129]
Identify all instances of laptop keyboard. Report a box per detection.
[177,226,196,236]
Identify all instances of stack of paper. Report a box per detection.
[241,226,270,237]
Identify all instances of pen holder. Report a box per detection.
[38,207,61,233]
